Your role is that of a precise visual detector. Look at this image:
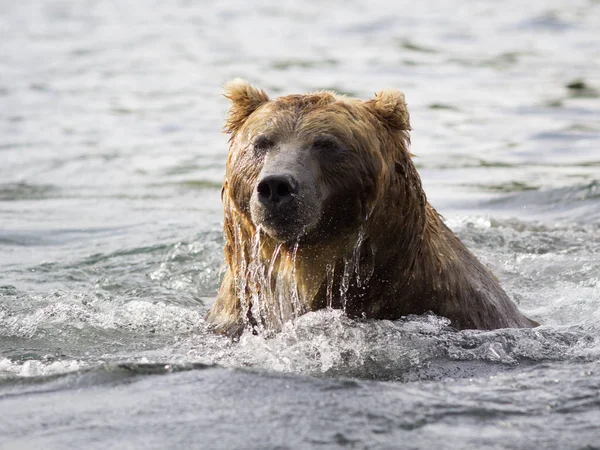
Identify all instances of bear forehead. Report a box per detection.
[264,92,361,116]
[243,94,371,139]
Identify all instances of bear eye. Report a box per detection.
[312,136,341,152]
[253,135,274,151]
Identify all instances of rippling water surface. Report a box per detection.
[1,1,599,449]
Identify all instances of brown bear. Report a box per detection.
[206,79,538,337]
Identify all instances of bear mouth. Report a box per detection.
[254,210,311,243]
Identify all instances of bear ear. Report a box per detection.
[366,89,411,130]
[223,78,270,134]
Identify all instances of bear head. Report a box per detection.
[221,78,422,248]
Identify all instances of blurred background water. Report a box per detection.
[1,1,599,449]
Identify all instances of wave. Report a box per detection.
[485,180,600,223]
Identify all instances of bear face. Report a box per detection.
[207,80,538,337]
[223,79,412,246]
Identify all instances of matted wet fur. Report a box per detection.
[206,79,538,337]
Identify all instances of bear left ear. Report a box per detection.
[366,89,411,130]
[223,78,270,135]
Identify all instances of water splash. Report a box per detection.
[0,358,87,378]
[184,312,599,382]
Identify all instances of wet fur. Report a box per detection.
[207,79,538,336]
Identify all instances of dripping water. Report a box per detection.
[326,263,335,308]
[268,243,284,326]
[339,258,352,309]
[352,226,366,288]
[233,223,250,327]
[289,242,303,316]
[231,226,309,332]
[248,229,267,333]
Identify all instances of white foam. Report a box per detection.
[0,358,86,378]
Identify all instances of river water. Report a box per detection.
[1,1,599,449]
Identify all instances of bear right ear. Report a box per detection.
[223,79,270,134]
[366,89,411,131]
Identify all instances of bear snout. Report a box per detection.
[251,172,303,241]
[250,170,322,242]
[256,174,298,208]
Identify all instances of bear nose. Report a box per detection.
[256,174,297,207]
